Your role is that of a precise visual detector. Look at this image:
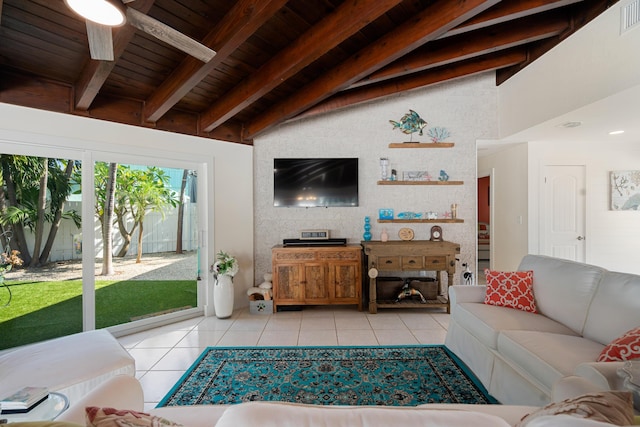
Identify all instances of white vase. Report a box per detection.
[214,275,234,318]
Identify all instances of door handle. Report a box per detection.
[576,236,585,241]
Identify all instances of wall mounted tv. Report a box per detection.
[274,158,359,207]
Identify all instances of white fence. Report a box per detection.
[16,201,199,262]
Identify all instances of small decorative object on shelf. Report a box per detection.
[380,228,389,242]
[379,157,389,181]
[425,211,438,220]
[451,204,458,219]
[397,211,422,219]
[390,169,397,181]
[426,126,451,143]
[430,225,443,241]
[403,170,431,181]
[398,227,415,241]
[378,208,394,220]
[363,216,372,241]
[438,170,449,181]
[389,109,427,142]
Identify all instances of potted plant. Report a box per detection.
[212,251,238,318]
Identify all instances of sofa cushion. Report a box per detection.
[484,270,536,313]
[596,326,640,362]
[583,271,640,346]
[498,331,604,392]
[454,302,577,350]
[215,401,512,427]
[0,330,135,405]
[518,255,605,335]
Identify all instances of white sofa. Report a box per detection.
[445,254,640,406]
[54,375,633,427]
[0,329,135,405]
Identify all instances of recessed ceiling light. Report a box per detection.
[609,130,625,135]
[557,121,582,128]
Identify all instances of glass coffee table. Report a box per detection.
[1,392,69,423]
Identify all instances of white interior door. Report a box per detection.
[541,165,586,262]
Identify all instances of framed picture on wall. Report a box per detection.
[610,170,640,210]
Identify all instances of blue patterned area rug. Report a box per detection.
[157,345,497,407]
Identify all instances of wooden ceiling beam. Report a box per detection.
[288,50,527,124]
[199,0,405,133]
[351,13,568,89]
[143,0,288,124]
[0,68,243,143]
[74,0,156,111]
[442,0,583,38]
[243,0,500,140]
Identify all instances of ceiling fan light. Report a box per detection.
[65,0,126,27]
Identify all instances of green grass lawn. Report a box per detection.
[0,279,197,350]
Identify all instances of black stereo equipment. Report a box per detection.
[283,238,347,247]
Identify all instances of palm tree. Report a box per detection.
[0,155,80,267]
[101,163,118,275]
[176,169,189,254]
[129,167,177,263]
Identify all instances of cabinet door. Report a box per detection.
[274,264,303,301]
[304,263,328,300]
[330,262,359,300]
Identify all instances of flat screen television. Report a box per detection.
[274,158,359,207]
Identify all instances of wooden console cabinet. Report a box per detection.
[272,245,362,312]
[361,240,460,313]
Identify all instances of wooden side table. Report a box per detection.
[362,240,460,314]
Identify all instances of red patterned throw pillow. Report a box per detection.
[597,326,640,362]
[484,269,537,313]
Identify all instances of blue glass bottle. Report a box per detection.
[363,216,372,241]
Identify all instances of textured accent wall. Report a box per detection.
[253,73,498,287]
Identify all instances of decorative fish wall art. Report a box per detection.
[389,110,427,141]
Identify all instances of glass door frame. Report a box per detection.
[0,137,210,337]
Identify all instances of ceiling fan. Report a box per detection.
[64,0,216,63]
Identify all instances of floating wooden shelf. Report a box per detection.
[388,142,454,148]
[377,219,464,224]
[377,180,463,185]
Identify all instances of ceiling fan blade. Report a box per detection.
[125,8,216,63]
[86,21,114,61]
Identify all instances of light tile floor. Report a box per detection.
[117,307,450,409]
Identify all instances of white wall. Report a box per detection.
[478,143,529,271]
[254,73,499,285]
[491,0,640,275]
[0,103,254,312]
[499,0,640,138]
[527,140,640,274]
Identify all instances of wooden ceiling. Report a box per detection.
[0,0,618,145]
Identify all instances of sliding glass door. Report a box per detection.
[0,152,84,349]
[92,161,199,329]
[0,144,205,350]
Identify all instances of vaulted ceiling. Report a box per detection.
[0,0,618,145]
